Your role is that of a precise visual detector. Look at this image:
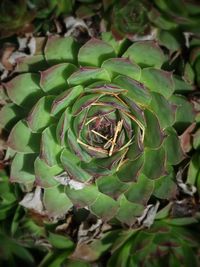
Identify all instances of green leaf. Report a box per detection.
[5,73,43,107]
[117,154,144,182]
[123,41,166,68]
[102,58,141,80]
[67,128,92,162]
[108,237,134,267]
[0,104,25,131]
[90,192,119,220]
[187,154,200,185]
[34,157,61,188]
[149,92,177,128]
[143,147,166,179]
[68,67,110,86]
[40,63,77,94]
[153,169,177,200]
[155,203,172,219]
[170,95,195,130]
[141,68,174,99]
[157,30,180,52]
[60,149,92,182]
[193,128,200,149]
[56,108,72,146]
[78,38,116,67]
[164,127,184,165]
[10,153,36,186]
[66,185,98,207]
[48,232,74,250]
[40,126,61,166]
[27,96,55,132]
[8,120,40,153]
[144,109,164,148]
[113,75,151,106]
[16,55,48,72]
[173,75,194,93]
[51,85,83,115]
[97,174,129,198]
[125,173,154,205]
[163,217,198,226]
[45,36,79,64]
[71,93,100,116]
[101,32,129,55]
[43,186,72,218]
[85,81,125,94]
[116,195,144,226]
[39,251,71,267]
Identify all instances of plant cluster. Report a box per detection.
[0,1,200,267]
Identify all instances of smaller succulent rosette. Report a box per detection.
[110,0,150,39]
[0,35,194,223]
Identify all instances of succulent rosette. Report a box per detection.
[105,221,200,267]
[0,36,194,223]
[110,0,150,39]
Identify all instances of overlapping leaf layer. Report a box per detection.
[0,36,194,223]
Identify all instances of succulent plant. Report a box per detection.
[0,0,35,38]
[109,0,150,40]
[104,220,200,267]
[0,35,195,223]
[150,0,200,35]
[0,0,75,38]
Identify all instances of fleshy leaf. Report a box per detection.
[27,96,55,132]
[187,154,200,186]
[170,95,195,131]
[123,41,166,68]
[140,68,174,99]
[48,232,74,250]
[45,36,79,64]
[60,149,92,182]
[40,63,77,94]
[68,67,110,86]
[153,170,177,200]
[72,93,100,116]
[125,173,154,205]
[157,30,181,52]
[66,185,99,208]
[56,108,72,146]
[5,73,43,107]
[67,129,92,163]
[10,153,36,186]
[143,147,166,179]
[43,185,72,218]
[90,193,119,221]
[149,92,177,129]
[101,31,129,55]
[85,82,126,94]
[40,126,61,166]
[8,120,40,153]
[78,38,116,67]
[116,195,144,226]
[51,85,83,116]
[16,55,48,72]
[102,58,141,80]
[117,154,144,182]
[96,174,129,198]
[0,104,25,131]
[164,127,184,165]
[34,157,61,188]
[193,128,200,150]
[173,75,194,93]
[144,109,164,149]
[114,75,151,106]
